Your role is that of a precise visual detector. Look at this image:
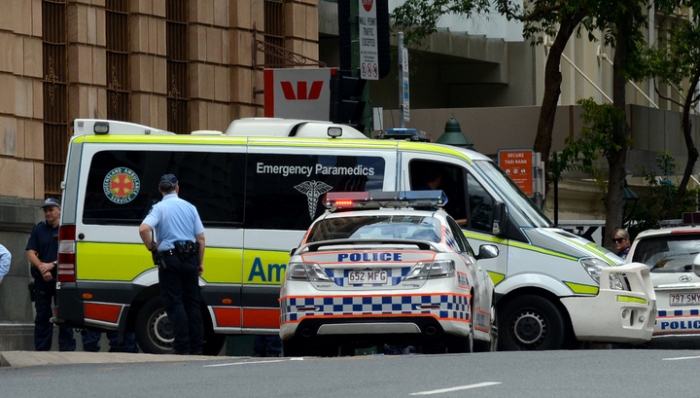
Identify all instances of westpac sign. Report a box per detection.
[264,68,333,121]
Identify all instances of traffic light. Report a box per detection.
[330,70,367,132]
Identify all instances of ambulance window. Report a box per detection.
[83,150,245,226]
[245,154,385,230]
[467,173,494,233]
[409,160,467,224]
[446,216,474,256]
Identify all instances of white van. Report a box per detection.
[55,118,656,354]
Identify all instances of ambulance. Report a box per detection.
[55,118,656,354]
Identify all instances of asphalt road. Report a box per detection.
[2,348,700,398]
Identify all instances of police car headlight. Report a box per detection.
[286,262,332,282]
[404,260,455,280]
[579,258,627,290]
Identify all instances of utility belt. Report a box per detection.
[152,241,199,268]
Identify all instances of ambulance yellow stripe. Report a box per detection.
[558,237,616,266]
[487,271,506,286]
[248,138,397,149]
[84,135,248,145]
[243,249,291,284]
[397,141,474,163]
[77,242,244,283]
[462,230,578,262]
[564,281,599,295]
[617,295,647,304]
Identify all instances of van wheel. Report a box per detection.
[499,295,564,351]
[135,297,173,354]
[474,304,498,352]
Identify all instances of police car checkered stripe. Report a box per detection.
[280,294,470,323]
[443,227,459,252]
[658,309,700,317]
[325,267,411,287]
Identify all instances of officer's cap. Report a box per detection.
[40,198,60,208]
[159,174,179,190]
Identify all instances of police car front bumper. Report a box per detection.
[561,262,656,344]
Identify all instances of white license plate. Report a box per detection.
[669,292,700,306]
[348,270,388,284]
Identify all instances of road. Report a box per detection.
[1,348,699,397]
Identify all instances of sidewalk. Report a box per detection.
[0,351,234,368]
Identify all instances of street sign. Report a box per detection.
[359,0,379,80]
[264,68,333,121]
[498,149,534,196]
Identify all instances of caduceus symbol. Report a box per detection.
[294,180,334,220]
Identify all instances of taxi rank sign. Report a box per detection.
[498,149,534,196]
[359,0,379,80]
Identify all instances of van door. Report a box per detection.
[399,153,509,285]
[243,141,396,331]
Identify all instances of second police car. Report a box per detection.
[279,191,500,356]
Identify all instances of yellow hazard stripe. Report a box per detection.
[397,141,474,164]
[83,134,248,145]
[462,230,579,262]
[564,281,599,295]
[617,295,647,304]
[487,271,506,286]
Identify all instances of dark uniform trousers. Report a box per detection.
[34,279,76,351]
[158,251,203,354]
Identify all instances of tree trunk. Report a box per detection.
[533,13,586,173]
[670,68,700,216]
[604,16,632,249]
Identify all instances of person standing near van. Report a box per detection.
[139,174,206,355]
[613,228,631,260]
[0,243,11,285]
[27,198,76,351]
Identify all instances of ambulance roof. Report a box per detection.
[223,118,367,138]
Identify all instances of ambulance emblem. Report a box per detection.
[294,180,333,220]
[103,167,141,204]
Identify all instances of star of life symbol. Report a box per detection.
[294,180,333,220]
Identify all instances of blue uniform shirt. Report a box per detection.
[142,193,204,251]
[0,244,11,281]
[26,222,59,263]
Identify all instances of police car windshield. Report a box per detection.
[632,234,700,272]
[307,215,441,243]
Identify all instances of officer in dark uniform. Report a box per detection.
[27,198,76,351]
[139,174,206,355]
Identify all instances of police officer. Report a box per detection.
[27,198,76,351]
[139,174,206,355]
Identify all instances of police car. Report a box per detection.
[279,191,499,356]
[627,215,700,342]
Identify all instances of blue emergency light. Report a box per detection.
[323,191,448,211]
[380,128,431,142]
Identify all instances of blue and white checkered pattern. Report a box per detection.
[325,267,412,287]
[658,309,700,317]
[443,227,459,252]
[280,294,470,323]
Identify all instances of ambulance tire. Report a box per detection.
[135,297,173,354]
[499,295,565,351]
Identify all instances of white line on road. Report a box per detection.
[662,355,700,361]
[409,382,501,395]
[203,359,286,368]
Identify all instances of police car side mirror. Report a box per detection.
[492,202,507,236]
[476,244,499,260]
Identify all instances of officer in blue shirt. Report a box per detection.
[26,198,76,351]
[0,243,11,285]
[139,174,206,355]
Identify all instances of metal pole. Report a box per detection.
[398,32,405,128]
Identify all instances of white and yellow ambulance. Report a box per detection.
[55,118,656,354]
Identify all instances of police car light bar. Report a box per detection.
[323,191,448,211]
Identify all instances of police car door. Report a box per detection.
[242,138,397,332]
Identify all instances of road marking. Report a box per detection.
[663,355,700,361]
[409,382,501,395]
[203,359,286,368]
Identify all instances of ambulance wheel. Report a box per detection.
[499,295,565,351]
[474,304,498,352]
[282,337,307,357]
[135,297,173,354]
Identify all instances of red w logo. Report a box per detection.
[280,81,324,100]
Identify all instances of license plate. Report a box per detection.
[669,292,700,306]
[348,270,388,284]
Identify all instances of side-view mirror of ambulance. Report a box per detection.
[476,244,499,260]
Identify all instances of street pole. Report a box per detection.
[398,32,405,128]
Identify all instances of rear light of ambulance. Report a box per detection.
[57,225,76,283]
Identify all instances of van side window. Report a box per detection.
[409,160,467,224]
[466,173,494,233]
[84,150,245,226]
[446,216,474,256]
[245,154,385,230]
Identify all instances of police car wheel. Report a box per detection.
[135,297,174,354]
[499,295,565,351]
